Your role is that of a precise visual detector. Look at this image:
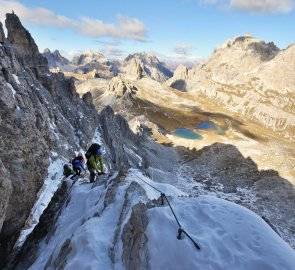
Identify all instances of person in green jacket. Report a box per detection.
[87,148,105,183]
[63,164,74,177]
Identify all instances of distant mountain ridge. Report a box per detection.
[121,52,173,82]
[43,50,173,82]
[43,48,70,68]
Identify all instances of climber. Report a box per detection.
[71,153,86,180]
[63,164,74,177]
[85,143,105,183]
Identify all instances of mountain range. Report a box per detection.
[1,12,295,270]
[43,49,173,82]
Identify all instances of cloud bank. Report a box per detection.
[0,0,148,41]
[201,0,294,13]
[173,44,195,55]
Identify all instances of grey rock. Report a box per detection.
[0,13,98,267]
[5,13,49,76]
[11,180,73,270]
[0,160,11,232]
[42,49,70,68]
[0,21,5,44]
[82,92,94,108]
[122,202,149,270]
[122,52,173,82]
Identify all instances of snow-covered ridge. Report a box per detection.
[14,168,295,269]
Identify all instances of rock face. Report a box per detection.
[122,203,149,270]
[166,64,188,91]
[72,50,106,66]
[168,35,295,140]
[0,13,98,267]
[0,21,5,44]
[122,58,144,80]
[69,50,116,79]
[5,13,49,76]
[122,52,173,82]
[42,49,70,69]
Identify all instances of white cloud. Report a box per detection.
[173,44,195,55]
[230,0,294,13]
[153,51,203,70]
[0,0,148,41]
[0,1,76,27]
[200,0,294,13]
[77,15,147,41]
[100,46,126,59]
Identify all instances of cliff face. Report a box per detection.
[0,13,98,267]
[5,13,49,76]
[42,49,70,68]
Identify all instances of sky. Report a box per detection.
[0,0,294,66]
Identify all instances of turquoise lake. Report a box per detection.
[196,121,216,129]
[173,128,203,140]
[195,121,228,135]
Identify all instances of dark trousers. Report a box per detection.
[71,167,82,179]
[89,168,96,183]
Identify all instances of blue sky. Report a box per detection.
[0,0,294,66]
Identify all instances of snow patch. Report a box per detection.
[147,195,295,270]
[123,146,142,166]
[6,82,16,99]
[12,74,21,85]
[17,156,66,246]
[128,169,186,200]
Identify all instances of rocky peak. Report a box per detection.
[173,64,188,77]
[166,64,188,91]
[5,13,48,74]
[122,52,172,82]
[121,58,144,80]
[71,50,106,66]
[42,48,70,68]
[43,48,50,54]
[216,35,279,61]
[107,77,138,97]
[124,52,160,65]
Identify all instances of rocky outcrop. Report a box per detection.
[72,50,106,66]
[10,180,72,270]
[42,49,70,69]
[67,50,115,79]
[177,142,295,247]
[0,13,98,267]
[99,106,141,172]
[166,64,188,91]
[0,160,11,232]
[122,203,149,270]
[122,52,173,82]
[122,58,144,80]
[0,21,5,44]
[5,13,49,76]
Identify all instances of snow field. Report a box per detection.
[27,168,295,270]
[147,196,295,270]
